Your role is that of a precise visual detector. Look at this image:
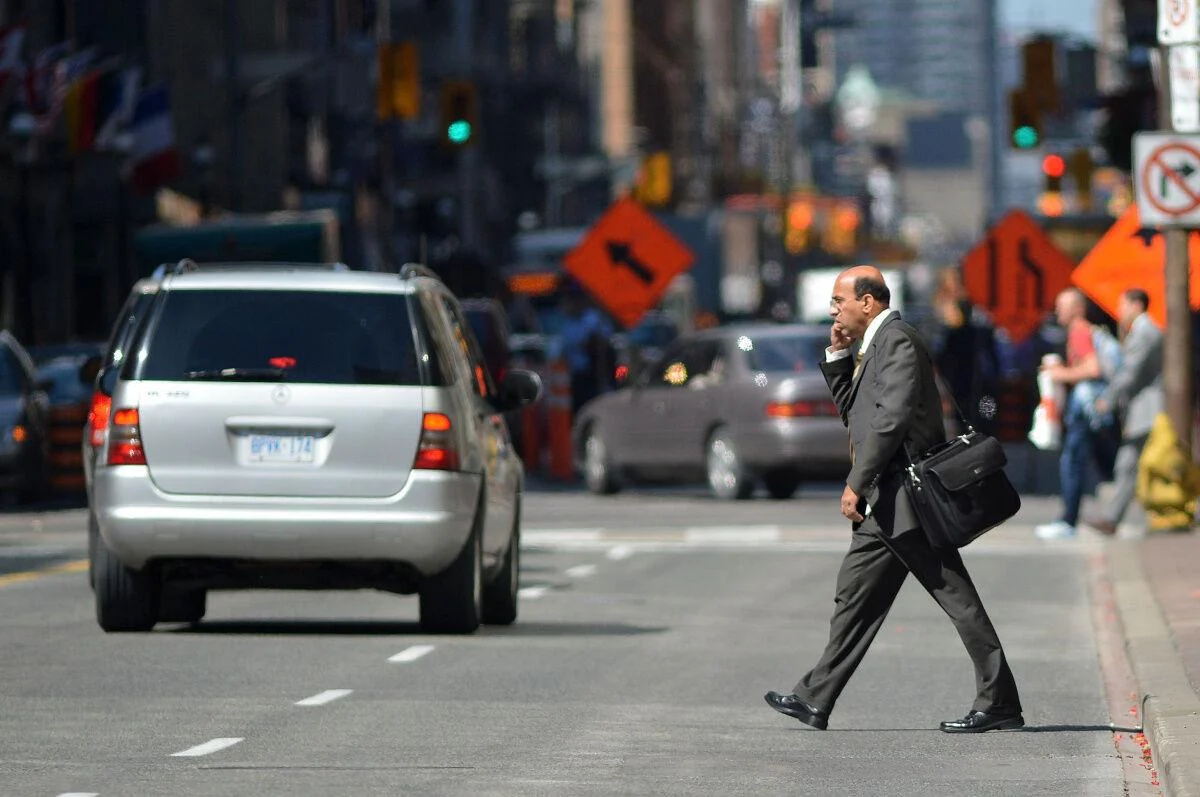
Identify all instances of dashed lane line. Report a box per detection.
[518,585,549,600]
[294,689,353,707]
[170,738,243,758]
[388,644,435,663]
[606,545,634,561]
[57,792,99,796]
[564,564,596,578]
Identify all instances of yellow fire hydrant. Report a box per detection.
[1136,413,1200,532]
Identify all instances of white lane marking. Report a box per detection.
[684,525,780,543]
[295,689,352,706]
[519,585,549,599]
[565,564,596,578]
[523,529,603,544]
[170,737,244,757]
[607,545,634,560]
[58,793,99,796]
[388,644,435,663]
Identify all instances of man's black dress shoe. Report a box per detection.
[764,691,828,730]
[939,710,1025,733]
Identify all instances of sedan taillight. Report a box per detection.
[106,407,147,466]
[766,399,839,418]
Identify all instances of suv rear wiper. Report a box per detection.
[184,367,288,381]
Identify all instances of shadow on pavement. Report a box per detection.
[169,620,667,637]
[1021,724,1143,733]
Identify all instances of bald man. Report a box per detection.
[764,267,1024,733]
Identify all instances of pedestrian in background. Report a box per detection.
[765,266,1023,734]
[930,267,1000,432]
[1084,289,1163,536]
[558,286,614,414]
[1035,288,1111,540]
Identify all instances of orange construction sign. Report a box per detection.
[563,197,695,329]
[961,210,1076,344]
[1073,205,1200,329]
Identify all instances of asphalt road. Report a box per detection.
[0,487,1157,796]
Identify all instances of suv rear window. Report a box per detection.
[136,289,422,385]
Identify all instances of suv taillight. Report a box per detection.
[87,392,112,448]
[106,407,147,466]
[414,412,460,471]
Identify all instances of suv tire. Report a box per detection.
[419,507,483,634]
[482,508,520,626]
[95,535,160,633]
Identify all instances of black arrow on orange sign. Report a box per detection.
[605,241,654,285]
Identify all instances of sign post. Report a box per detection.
[1147,3,1197,458]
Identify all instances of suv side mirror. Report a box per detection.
[496,369,542,412]
[79,355,103,385]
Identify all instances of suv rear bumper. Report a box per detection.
[93,466,481,574]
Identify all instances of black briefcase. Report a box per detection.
[903,430,1021,550]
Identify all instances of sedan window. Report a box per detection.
[743,334,829,373]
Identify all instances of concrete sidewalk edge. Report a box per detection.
[1109,542,1200,797]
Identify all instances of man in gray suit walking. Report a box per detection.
[1085,289,1164,536]
[764,266,1023,733]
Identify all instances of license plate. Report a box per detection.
[248,434,315,463]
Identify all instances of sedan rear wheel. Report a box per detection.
[707,428,754,500]
[583,428,621,495]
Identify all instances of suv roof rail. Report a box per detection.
[151,260,352,278]
[399,263,441,281]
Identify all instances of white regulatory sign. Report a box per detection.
[1172,45,1200,131]
[1160,0,1200,44]
[1134,132,1200,227]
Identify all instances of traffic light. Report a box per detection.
[634,152,672,207]
[1009,90,1041,149]
[1069,148,1094,210]
[1022,36,1060,113]
[440,80,478,147]
[823,202,860,258]
[1042,153,1065,192]
[784,196,815,254]
[377,42,420,121]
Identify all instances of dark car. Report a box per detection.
[0,331,52,504]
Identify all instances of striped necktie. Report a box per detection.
[853,349,865,379]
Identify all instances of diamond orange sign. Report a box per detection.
[961,210,1076,343]
[563,197,695,329]
[1072,205,1200,329]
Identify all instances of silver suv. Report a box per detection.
[89,262,540,634]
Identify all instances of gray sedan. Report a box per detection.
[572,324,854,500]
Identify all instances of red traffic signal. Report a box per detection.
[1042,154,1066,178]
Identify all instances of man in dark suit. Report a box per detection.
[764,266,1023,733]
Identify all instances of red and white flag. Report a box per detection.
[124,83,181,193]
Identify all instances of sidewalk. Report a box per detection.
[1111,530,1200,796]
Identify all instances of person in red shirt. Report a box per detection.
[1035,288,1108,539]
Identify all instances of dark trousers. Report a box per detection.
[792,521,1022,716]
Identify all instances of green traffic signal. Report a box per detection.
[1013,125,1039,149]
[447,120,472,144]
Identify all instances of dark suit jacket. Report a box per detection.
[820,312,946,536]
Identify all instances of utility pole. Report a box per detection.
[1157,43,1195,460]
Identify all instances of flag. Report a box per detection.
[30,46,94,136]
[94,65,141,150]
[65,68,101,153]
[24,41,69,114]
[125,83,181,193]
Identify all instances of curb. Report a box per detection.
[1108,540,1200,797]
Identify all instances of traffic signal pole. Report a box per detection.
[454,0,478,250]
[1158,45,1195,459]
